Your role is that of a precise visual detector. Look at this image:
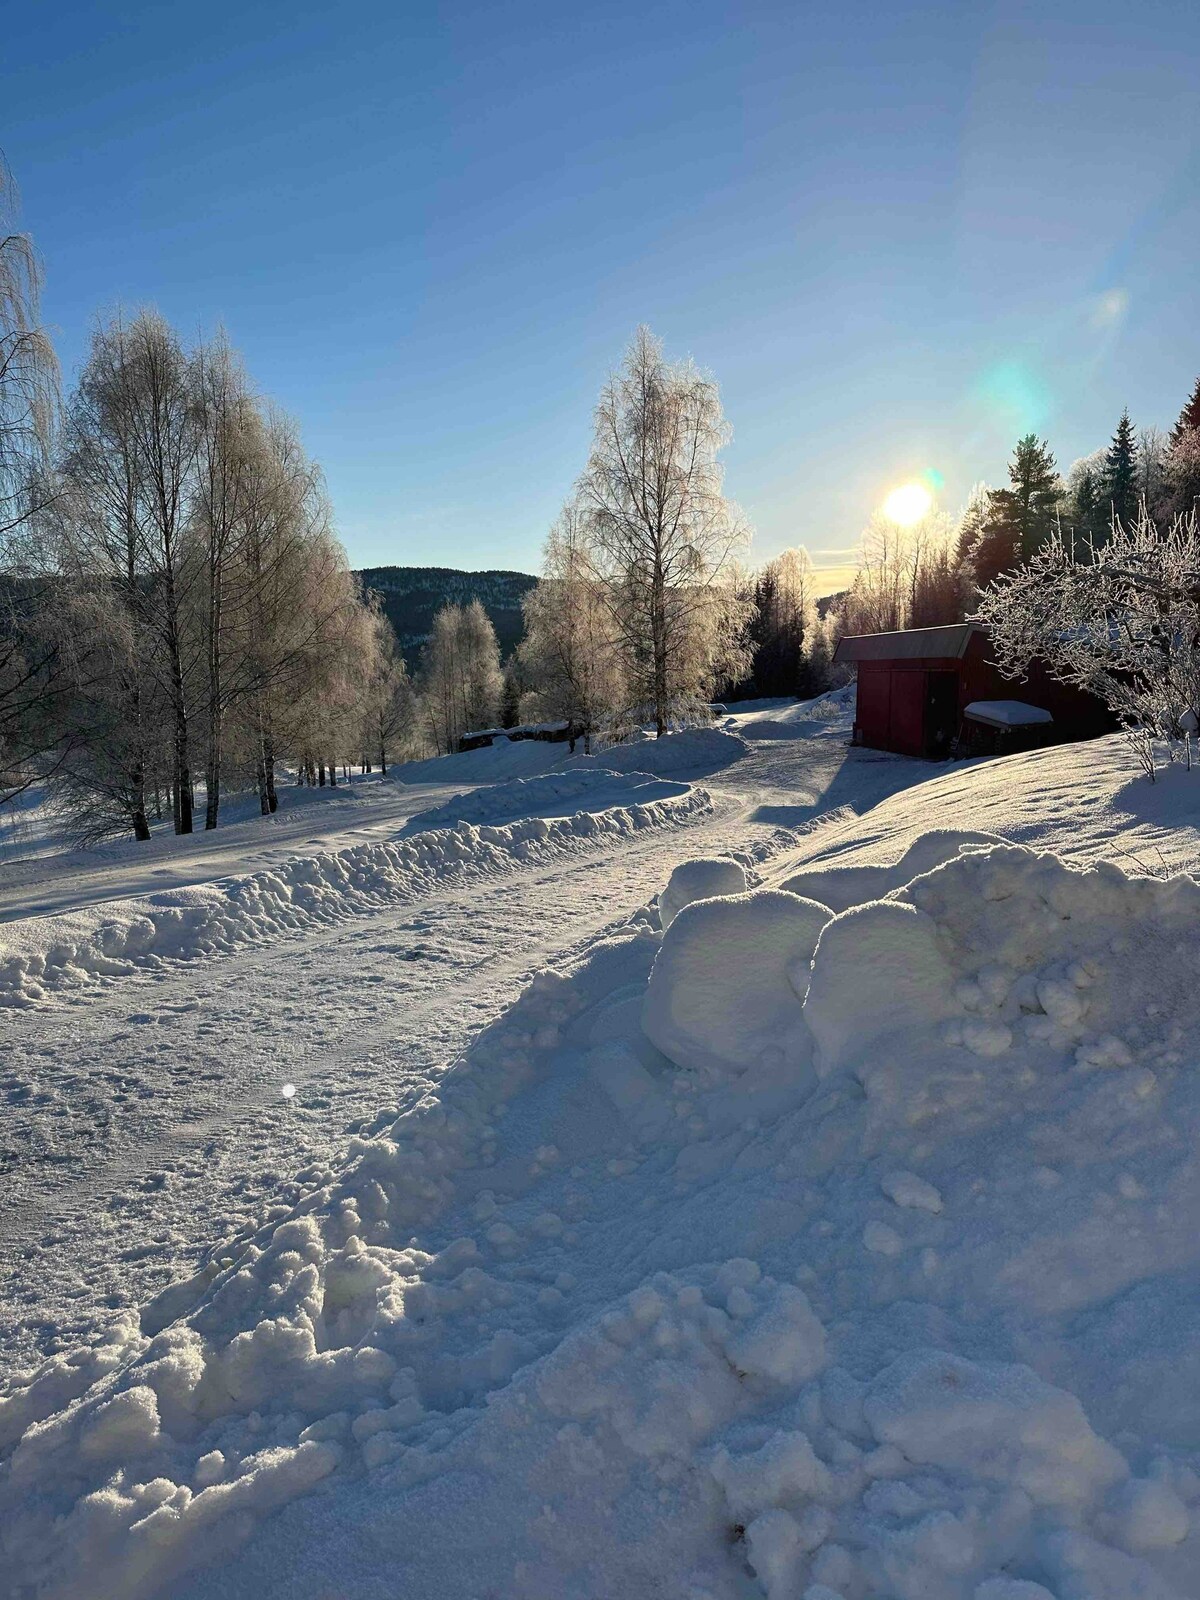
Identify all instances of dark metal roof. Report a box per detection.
[833,623,981,663]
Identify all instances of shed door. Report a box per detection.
[888,669,925,756]
[857,666,890,746]
[924,671,958,758]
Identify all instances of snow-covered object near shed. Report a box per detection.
[5,838,1200,1599]
[658,855,748,929]
[963,699,1053,729]
[642,888,830,1076]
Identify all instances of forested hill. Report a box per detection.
[355,566,538,666]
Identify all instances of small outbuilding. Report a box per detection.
[833,623,1113,759]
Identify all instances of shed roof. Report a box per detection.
[833,623,981,663]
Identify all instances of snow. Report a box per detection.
[6,723,1200,1598]
[963,700,1054,728]
[643,887,829,1076]
[404,767,690,831]
[0,781,710,1007]
[658,855,748,929]
[574,725,748,775]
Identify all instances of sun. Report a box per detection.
[882,482,933,526]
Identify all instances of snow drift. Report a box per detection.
[4,839,1200,1598]
[404,767,690,832]
[573,726,747,776]
[0,784,711,1008]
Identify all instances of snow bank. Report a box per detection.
[575,726,747,776]
[391,736,560,787]
[0,785,711,1007]
[6,837,1200,1599]
[405,768,688,832]
[775,827,1005,912]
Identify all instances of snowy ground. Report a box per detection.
[4,697,1200,1599]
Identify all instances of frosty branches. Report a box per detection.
[974,509,1200,777]
[565,328,751,735]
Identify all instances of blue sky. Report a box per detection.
[4,0,1199,590]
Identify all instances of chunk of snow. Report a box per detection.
[863,1350,1127,1509]
[881,1170,943,1213]
[659,856,748,930]
[642,889,829,1077]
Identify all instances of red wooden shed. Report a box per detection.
[833,624,1113,759]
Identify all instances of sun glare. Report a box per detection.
[882,482,933,526]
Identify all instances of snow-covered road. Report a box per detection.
[1,723,923,1369]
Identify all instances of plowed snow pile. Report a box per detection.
[404,767,690,831]
[0,783,710,1008]
[4,837,1200,1599]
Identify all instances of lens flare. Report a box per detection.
[882,483,933,526]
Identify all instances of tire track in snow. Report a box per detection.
[1,793,790,1368]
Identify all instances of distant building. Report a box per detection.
[833,623,1113,759]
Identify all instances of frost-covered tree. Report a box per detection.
[519,499,623,752]
[0,155,63,804]
[421,600,503,753]
[974,510,1200,778]
[58,312,203,830]
[1166,431,1200,521]
[1137,426,1170,524]
[0,155,57,549]
[357,596,414,773]
[840,509,960,634]
[578,327,749,735]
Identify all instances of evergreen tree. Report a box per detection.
[1097,410,1139,539]
[1170,375,1200,446]
[967,435,1059,589]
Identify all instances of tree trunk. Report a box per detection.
[204,704,221,830]
[653,562,668,737]
[256,752,270,816]
[264,733,278,812]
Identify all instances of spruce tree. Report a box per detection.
[1097,410,1139,540]
[1069,464,1100,548]
[1170,376,1200,446]
[965,436,1059,591]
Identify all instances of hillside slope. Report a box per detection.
[355,565,537,665]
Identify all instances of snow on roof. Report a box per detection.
[834,623,981,662]
[964,699,1053,728]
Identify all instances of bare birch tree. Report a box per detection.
[0,154,63,803]
[578,327,749,735]
[519,497,623,751]
[420,600,503,753]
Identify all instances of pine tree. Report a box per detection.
[1170,376,1200,447]
[1097,410,1139,540]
